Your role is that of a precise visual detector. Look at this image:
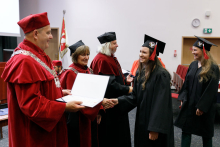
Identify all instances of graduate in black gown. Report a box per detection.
[174,36,219,147]
[108,34,174,147]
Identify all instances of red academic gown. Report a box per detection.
[57,70,63,79]
[1,39,68,147]
[60,63,101,147]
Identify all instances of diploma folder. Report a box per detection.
[56,73,109,108]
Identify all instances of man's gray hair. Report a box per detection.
[97,42,112,56]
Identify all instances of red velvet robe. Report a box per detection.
[60,63,101,147]
[90,53,119,76]
[1,39,67,147]
[57,70,63,79]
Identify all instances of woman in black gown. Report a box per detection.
[109,34,174,147]
[174,36,219,147]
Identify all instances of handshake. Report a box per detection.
[102,98,119,109]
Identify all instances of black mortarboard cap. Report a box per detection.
[97,32,116,44]
[193,35,217,51]
[142,34,166,56]
[69,40,84,55]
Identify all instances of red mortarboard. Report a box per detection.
[52,60,62,66]
[17,12,50,34]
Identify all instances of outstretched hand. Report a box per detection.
[102,98,115,109]
[111,99,119,105]
[126,74,134,83]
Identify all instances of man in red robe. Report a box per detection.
[1,12,85,147]
[90,32,133,147]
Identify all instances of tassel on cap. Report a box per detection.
[149,42,157,61]
[203,43,209,60]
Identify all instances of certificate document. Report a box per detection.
[122,69,130,74]
[56,73,109,107]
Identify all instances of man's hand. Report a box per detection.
[97,114,102,124]
[196,109,203,116]
[65,101,86,112]
[128,86,133,93]
[62,89,72,96]
[102,98,115,109]
[126,74,134,83]
[149,131,159,140]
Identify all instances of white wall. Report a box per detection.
[17,0,220,74]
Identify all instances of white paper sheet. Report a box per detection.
[122,69,130,74]
[56,73,109,107]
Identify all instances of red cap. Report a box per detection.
[17,12,50,34]
[52,60,62,66]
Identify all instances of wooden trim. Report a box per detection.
[51,27,59,60]
[181,36,184,65]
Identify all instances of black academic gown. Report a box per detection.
[97,73,131,147]
[118,66,174,147]
[174,61,219,138]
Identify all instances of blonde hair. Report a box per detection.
[199,50,218,82]
[72,45,90,63]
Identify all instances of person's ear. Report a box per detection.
[33,29,38,40]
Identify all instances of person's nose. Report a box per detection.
[50,34,53,39]
[140,52,143,56]
[85,55,89,60]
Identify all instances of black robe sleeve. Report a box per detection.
[100,73,129,96]
[117,76,138,114]
[177,63,193,101]
[196,65,219,113]
[147,71,173,134]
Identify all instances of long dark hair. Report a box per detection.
[137,49,167,90]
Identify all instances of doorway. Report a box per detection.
[44,27,59,61]
[181,36,220,67]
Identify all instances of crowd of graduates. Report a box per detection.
[1,12,219,147]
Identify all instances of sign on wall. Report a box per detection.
[203,28,212,34]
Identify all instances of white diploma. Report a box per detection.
[56,73,109,107]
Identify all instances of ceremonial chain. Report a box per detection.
[12,48,61,88]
